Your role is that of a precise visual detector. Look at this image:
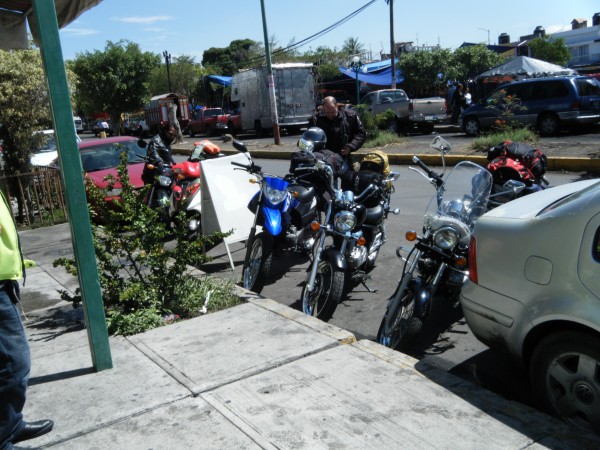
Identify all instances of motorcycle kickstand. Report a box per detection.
[354,273,377,293]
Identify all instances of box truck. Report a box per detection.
[231,63,315,136]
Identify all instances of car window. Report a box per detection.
[576,78,600,96]
[361,93,374,105]
[80,141,146,172]
[594,227,600,263]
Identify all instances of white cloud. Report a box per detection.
[144,27,167,32]
[61,28,99,36]
[111,16,173,24]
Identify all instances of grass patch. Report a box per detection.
[365,130,408,148]
[471,127,539,152]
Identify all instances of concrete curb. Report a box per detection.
[173,148,600,172]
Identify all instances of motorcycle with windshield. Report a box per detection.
[301,157,400,322]
[231,140,321,294]
[377,136,525,350]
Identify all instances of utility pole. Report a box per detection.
[388,0,396,89]
[163,50,172,93]
[260,0,280,144]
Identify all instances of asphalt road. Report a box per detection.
[197,157,593,415]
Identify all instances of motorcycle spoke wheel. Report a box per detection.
[243,232,273,294]
[301,259,343,322]
[378,282,421,349]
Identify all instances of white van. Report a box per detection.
[73,116,83,133]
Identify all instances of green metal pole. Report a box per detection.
[31,0,112,371]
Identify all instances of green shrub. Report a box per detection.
[54,152,241,336]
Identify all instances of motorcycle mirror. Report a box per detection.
[232,140,248,153]
[137,139,147,149]
[387,172,400,182]
[503,179,526,194]
[430,136,451,154]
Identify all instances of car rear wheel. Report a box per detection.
[538,113,560,137]
[188,127,195,138]
[463,117,480,136]
[530,330,600,432]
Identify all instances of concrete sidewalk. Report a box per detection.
[15,223,600,448]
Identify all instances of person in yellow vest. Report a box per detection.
[0,190,53,449]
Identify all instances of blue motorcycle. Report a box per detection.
[232,140,319,294]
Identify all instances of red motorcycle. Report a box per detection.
[144,140,222,239]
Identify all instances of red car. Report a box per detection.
[52,136,147,203]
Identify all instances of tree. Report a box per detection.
[202,39,262,75]
[529,35,571,67]
[342,36,365,57]
[71,40,160,134]
[451,44,503,82]
[0,47,77,222]
[397,48,454,97]
[148,54,205,100]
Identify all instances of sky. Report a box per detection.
[57,0,599,67]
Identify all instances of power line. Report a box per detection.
[242,0,378,66]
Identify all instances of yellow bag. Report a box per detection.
[360,150,390,177]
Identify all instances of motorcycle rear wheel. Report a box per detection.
[377,275,422,349]
[243,232,273,294]
[301,259,343,322]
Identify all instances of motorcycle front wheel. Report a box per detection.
[243,231,273,294]
[377,274,422,350]
[301,259,343,322]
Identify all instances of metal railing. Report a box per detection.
[0,167,69,230]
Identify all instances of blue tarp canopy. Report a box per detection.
[207,75,232,87]
[338,65,404,86]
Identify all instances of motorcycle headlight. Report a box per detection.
[158,175,172,187]
[433,227,459,250]
[334,210,356,232]
[264,184,287,205]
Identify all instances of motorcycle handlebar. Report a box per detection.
[231,161,262,174]
[355,183,378,203]
[412,156,444,187]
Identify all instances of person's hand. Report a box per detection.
[341,146,351,156]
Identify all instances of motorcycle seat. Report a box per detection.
[290,184,315,203]
[364,204,384,225]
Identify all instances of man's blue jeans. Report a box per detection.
[0,281,29,449]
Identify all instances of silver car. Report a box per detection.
[460,179,600,432]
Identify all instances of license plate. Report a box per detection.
[425,115,436,121]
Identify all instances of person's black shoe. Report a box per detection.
[12,420,54,444]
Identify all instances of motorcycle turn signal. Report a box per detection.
[405,230,417,241]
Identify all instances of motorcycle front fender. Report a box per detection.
[262,206,283,236]
[412,277,432,319]
[324,247,346,271]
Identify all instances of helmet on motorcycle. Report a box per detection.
[298,127,327,152]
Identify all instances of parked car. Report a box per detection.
[49,136,147,203]
[73,116,84,133]
[30,129,82,167]
[460,75,600,136]
[460,178,600,432]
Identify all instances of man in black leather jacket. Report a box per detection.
[308,96,366,161]
[142,122,177,185]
